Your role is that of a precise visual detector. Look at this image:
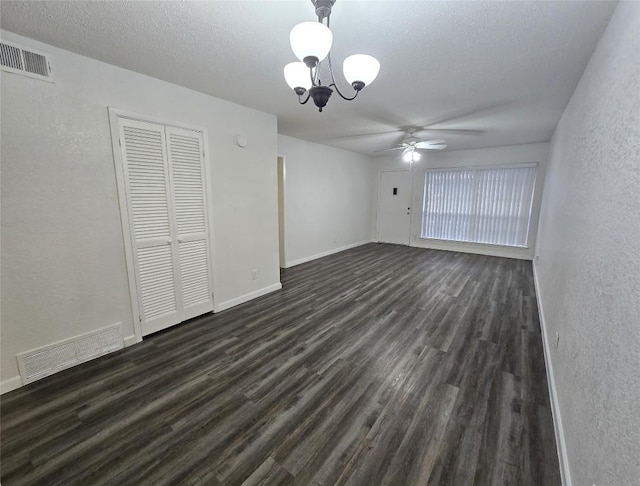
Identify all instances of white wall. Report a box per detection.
[277,135,375,266]
[534,2,640,484]
[1,31,280,388]
[373,142,549,260]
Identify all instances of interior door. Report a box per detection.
[166,126,214,321]
[117,117,214,336]
[378,170,412,245]
[119,118,181,334]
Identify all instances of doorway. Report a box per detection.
[277,156,286,268]
[377,170,412,245]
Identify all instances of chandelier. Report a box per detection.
[283,0,380,112]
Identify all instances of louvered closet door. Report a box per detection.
[118,119,182,334]
[166,126,214,320]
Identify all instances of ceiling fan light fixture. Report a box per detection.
[284,62,312,94]
[343,54,380,89]
[289,21,333,67]
[403,149,421,163]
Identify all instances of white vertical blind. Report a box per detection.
[421,166,537,247]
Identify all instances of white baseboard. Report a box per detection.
[286,240,373,268]
[411,238,533,260]
[532,262,572,486]
[0,375,22,395]
[124,335,138,347]
[214,283,283,313]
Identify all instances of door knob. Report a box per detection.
[167,238,172,244]
[178,237,183,243]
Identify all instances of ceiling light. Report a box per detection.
[343,54,380,90]
[290,22,333,67]
[284,0,380,112]
[284,62,312,94]
[403,149,421,163]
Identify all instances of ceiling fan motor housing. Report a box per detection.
[404,135,421,146]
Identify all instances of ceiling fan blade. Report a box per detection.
[417,142,447,151]
[416,102,512,128]
[415,128,484,135]
[415,140,446,149]
[374,145,407,153]
[326,130,403,141]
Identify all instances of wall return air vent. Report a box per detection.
[16,323,124,385]
[0,40,54,82]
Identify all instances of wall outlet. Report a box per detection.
[251,269,258,280]
[555,332,560,349]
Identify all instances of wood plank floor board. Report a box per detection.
[0,243,560,485]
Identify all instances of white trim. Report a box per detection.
[418,236,529,250]
[107,107,208,133]
[412,238,533,260]
[533,261,572,486]
[277,155,287,268]
[108,108,144,343]
[124,335,138,347]
[285,240,373,268]
[203,128,218,316]
[214,283,283,313]
[0,376,22,395]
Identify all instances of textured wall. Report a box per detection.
[1,31,279,386]
[277,135,375,266]
[534,2,640,484]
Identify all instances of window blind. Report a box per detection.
[421,166,536,247]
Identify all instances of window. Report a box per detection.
[421,165,536,247]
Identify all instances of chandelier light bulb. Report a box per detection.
[284,62,312,93]
[343,54,380,89]
[290,22,333,67]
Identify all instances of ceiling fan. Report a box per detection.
[375,129,448,161]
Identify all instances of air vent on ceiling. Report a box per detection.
[0,40,54,82]
[16,323,124,385]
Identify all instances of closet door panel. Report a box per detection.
[119,119,180,334]
[166,126,214,318]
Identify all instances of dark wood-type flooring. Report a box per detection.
[1,243,560,485]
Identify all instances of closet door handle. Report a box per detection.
[178,237,183,243]
[167,238,173,245]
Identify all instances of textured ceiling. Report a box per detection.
[0,1,616,155]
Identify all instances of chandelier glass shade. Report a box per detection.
[343,54,380,87]
[289,22,333,66]
[284,62,312,93]
[284,0,380,112]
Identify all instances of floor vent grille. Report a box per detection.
[1,40,53,82]
[16,323,123,385]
